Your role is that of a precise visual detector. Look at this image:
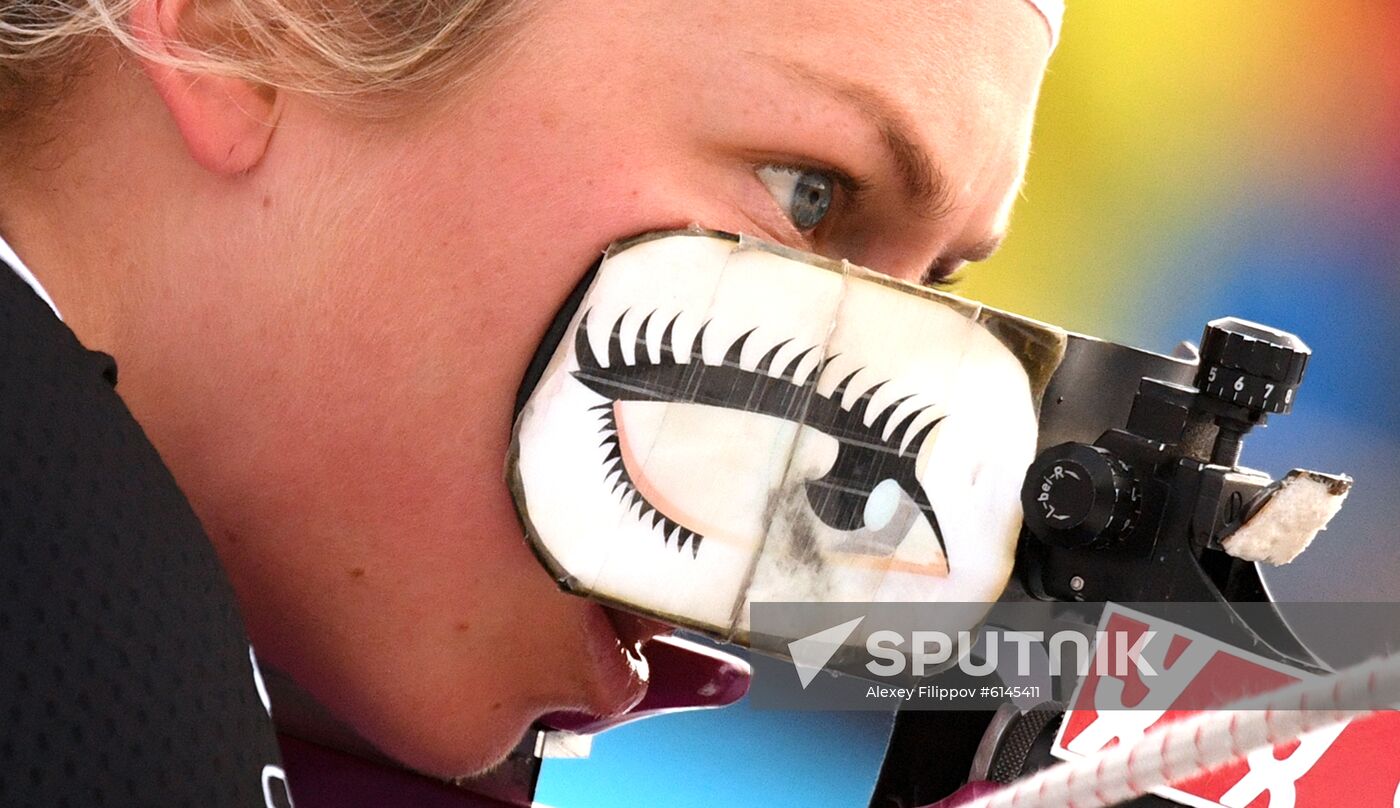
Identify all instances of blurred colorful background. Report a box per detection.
[538,4,1400,806]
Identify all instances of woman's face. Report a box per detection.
[121,0,1049,776]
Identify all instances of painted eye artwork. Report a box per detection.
[511,230,1048,637]
[571,308,948,569]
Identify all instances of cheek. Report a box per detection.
[222,123,664,693]
[299,123,818,560]
[209,85,769,770]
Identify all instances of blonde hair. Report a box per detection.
[0,0,530,115]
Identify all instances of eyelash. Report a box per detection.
[922,258,964,288]
[572,309,948,562]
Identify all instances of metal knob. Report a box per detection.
[1021,443,1140,548]
[1196,317,1310,415]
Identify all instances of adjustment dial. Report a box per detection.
[1021,443,1140,549]
[1196,317,1310,414]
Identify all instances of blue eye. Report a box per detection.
[758,165,834,231]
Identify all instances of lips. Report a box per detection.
[542,616,751,734]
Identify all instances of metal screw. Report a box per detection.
[1069,575,1085,592]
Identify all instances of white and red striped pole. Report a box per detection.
[947,652,1400,808]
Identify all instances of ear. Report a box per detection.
[129,0,281,175]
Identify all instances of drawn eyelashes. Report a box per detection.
[571,309,948,564]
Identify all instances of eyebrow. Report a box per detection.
[766,57,1012,282]
[771,59,954,220]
